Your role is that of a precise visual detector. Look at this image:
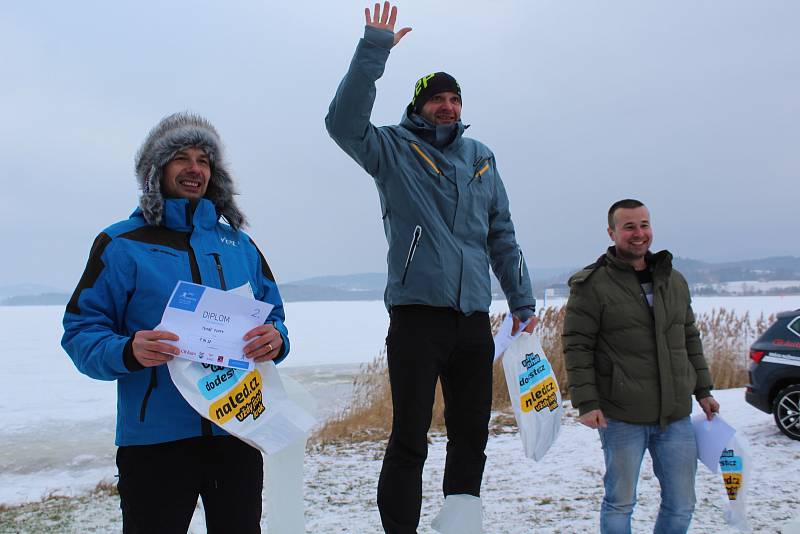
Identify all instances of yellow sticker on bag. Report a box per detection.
[209,370,265,424]
[520,376,559,413]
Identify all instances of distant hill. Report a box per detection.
[673,256,800,284]
[535,256,800,297]
[3,257,799,306]
[284,273,386,292]
[279,272,385,302]
[0,284,66,299]
[1,293,71,306]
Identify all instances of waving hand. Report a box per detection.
[365,2,412,47]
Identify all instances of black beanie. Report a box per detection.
[410,72,461,114]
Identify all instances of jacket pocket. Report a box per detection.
[610,363,626,404]
[409,142,441,178]
[139,368,157,422]
[474,159,490,180]
[469,156,492,185]
[211,253,227,290]
[666,323,684,348]
[401,225,423,285]
[670,348,694,398]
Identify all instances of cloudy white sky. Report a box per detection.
[2,1,797,290]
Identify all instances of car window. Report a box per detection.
[788,316,800,338]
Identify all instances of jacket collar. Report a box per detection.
[399,107,466,150]
[605,246,673,277]
[131,198,219,232]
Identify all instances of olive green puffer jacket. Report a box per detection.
[563,248,713,426]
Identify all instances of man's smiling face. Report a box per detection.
[161,147,211,202]
[608,206,653,264]
[419,91,462,125]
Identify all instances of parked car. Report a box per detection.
[745,309,800,440]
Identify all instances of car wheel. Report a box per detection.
[773,384,800,441]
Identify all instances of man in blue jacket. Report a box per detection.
[326,3,536,532]
[62,112,288,533]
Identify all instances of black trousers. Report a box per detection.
[116,435,263,534]
[377,305,494,534]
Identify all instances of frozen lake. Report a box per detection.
[1,295,799,506]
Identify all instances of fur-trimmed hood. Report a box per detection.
[134,112,247,230]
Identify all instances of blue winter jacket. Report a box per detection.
[62,198,289,446]
[326,27,535,316]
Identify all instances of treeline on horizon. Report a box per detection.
[4,253,800,306]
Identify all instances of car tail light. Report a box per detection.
[749,350,766,363]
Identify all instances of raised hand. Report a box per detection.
[364,1,411,47]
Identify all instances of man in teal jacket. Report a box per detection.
[326,3,536,532]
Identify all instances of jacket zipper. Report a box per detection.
[518,249,525,285]
[401,225,423,285]
[212,254,228,290]
[201,254,229,436]
[139,230,202,423]
[474,159,490,180]
[469,156,492,186]
[410,143,441,176]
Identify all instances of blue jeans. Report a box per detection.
[598,417,697,534]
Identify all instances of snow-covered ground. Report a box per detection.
[304,388,800,534]
[2,297,799,532]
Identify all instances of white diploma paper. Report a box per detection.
[159,281,273,372]
[692,413,737,473]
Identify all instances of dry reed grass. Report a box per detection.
[312,307,772,444]
[93,479,119,497]
[695,308,774,390]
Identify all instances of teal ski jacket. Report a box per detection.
[326,27,535,317]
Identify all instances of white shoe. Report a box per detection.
[431,494,483,534]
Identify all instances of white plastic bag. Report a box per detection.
[169,360,315,533]
[263,374,317,534]
[168,359,315,454]
[500,333,563,460]
[718,434,752,531]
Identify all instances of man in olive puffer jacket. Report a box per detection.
[563,199,720,534]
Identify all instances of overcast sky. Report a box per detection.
[2,1,797,290]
